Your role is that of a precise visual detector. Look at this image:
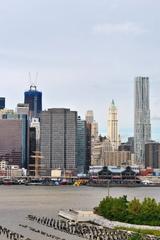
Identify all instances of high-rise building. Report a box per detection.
[91,137,113,166]
[86,123,91,170]
[145,142,160,168]
[119,137,134,153]
[85,110,98,139]
[77,117,87,173]
[0,119,23,166]
[24,85,42,118]
[40,108,77,176]
[0,97,5,110]
[16,104,29,169]
[28,127,36,176]
[91,121,98,139]
[30,118,40,151]
[0,109,29,169]
[16,103,29,115]
[134,77,151,165]
[85,110,94,124]
[107,100,120,150]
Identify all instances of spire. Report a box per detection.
[110,99,116,110]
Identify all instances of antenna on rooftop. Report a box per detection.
[34,72,39,88]
[27,72,39,90]
[28,72,32,85]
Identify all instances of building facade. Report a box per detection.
[85,110,94,124]
[0,119,22,166]
[107,100,120,150]
[76,117,87,173]
[103,151,132,166]
[91,137,113,166]
[28,127,37,176]
[85,110,98,139]
[134,77,151,166]
[0,97,5,110]
[40,108,77,176]
[24,85,42,118]
[145,142,160,168]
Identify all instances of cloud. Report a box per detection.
[92,22,147,35]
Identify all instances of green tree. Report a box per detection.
[140,198,159,225]
[128,198,141,223]
[97,196,128,221]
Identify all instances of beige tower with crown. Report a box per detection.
[107,100,121,150]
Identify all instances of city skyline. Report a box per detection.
[0,0,160,141]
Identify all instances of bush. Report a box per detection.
[96,196,160,226]
[97,195,128,221]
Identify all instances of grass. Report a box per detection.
[115,226,160,238]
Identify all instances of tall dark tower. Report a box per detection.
[24,85,42,118]
[0,97,5,109]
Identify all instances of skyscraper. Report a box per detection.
[0,119,23,167]
[77,116,87,173]
[40,108,77,176]
[134,76,151,165]
[28,127,36,176]
[145,142,160,168]
[85,110,98,139]
[85,110,94,124]
[107,100,120,150]
[24,85,42,118]
[0,98,5,110]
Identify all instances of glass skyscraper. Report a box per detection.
[0,97,5,110]
[77,117,87,174]
[24,85,42,118]
[134,76,151,166]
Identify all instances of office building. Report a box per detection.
[91,137,113,166]
[85,110,98,139]
[107,100,120,150]
[77,117,87,173]
[119,137,134,153]
[145,142,160,168]
[0,109,15,119]
[134,77,151,165]
[91,121,98,139]
[16,103,29,115]
[103,151,132,166]
[0,119,22,166]
[30,118,40,151]
[24,85,42,118]
[86,123,91,171]
[28,127,36,176]
[40,108,77,176]
[16,104,29,169]
[85,110,94,124]
[0,108,29,169]
[0,97,5,109]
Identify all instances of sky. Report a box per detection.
[0,0,160,141]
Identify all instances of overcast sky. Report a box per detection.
[0,0,160,141]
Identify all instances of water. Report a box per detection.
[0,185,160,239]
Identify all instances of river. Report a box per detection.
[0,185,159,239]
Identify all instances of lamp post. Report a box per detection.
[107,179,110,197]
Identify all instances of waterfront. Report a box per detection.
[0,185,160,239]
